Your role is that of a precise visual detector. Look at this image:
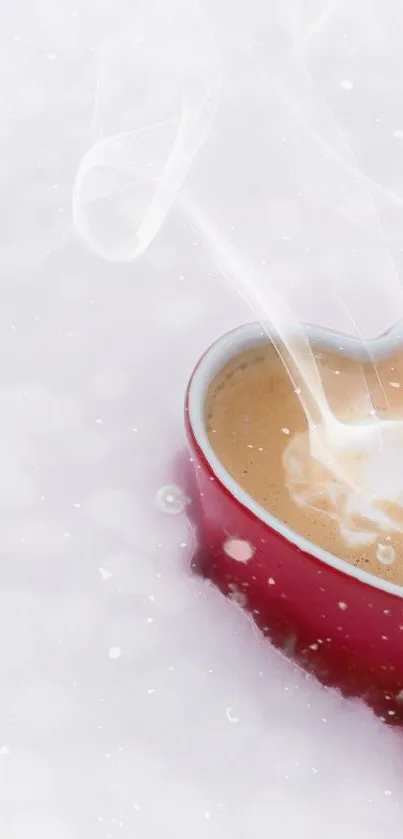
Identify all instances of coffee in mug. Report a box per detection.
[205,341,403,585]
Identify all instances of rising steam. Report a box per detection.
[72,0,403,554]
[73,0,219,262]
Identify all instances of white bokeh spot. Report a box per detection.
[108,645,122,659]
[155,484,190,515]
[223,538,254,563]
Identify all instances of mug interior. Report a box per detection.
[188,320,403,600]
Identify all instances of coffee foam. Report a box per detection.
[283,428,403,551]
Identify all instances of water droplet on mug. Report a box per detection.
[223,538,254,563]
[376,543,396,566]
[155,484,190,515]
[338,601,348,611]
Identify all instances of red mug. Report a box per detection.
[185,321,403,722]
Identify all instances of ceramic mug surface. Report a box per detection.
[185,321,403,722]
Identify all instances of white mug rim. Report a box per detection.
[188,318,403,600]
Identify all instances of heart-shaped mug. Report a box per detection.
[185,320,403,722]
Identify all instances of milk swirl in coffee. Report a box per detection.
[205,342,403,585]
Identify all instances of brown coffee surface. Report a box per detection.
[205,340,403,586]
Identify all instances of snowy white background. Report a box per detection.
[2,0,403,836]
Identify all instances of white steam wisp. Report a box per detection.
[72,0,403,550]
